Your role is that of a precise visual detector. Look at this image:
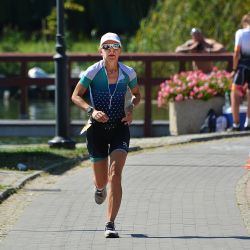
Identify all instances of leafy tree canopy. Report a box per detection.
[128,0,250,52]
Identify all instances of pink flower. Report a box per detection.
[157,68,231,106]
[197,93,203,99]
[160,83,165,88]
[193,86,199,93]
[176,87,182,93]
[175,94,184,102]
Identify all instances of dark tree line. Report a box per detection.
[0,0,155,38]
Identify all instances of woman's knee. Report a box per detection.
[109,165,122,185]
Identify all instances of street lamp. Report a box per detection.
[48,0,75,149]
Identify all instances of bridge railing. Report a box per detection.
[0,52,233,136]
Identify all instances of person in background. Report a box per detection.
[175,28,225,73]
[229,13,250,131]
[71,32,141,238]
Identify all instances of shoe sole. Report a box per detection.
[105,232,119,238]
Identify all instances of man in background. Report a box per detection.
[175,28,225,73]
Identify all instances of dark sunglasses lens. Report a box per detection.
[113,44,121,49]
[102,43,121,50]
[102,44,110,50]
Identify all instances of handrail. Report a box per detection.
[0,52,233,136]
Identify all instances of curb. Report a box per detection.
[0,148,143,204]
[189,131,250,143]
[0,156,88,203]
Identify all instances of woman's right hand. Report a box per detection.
[92,110,109,123]
[230,70,236,78]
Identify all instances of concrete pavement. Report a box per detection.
[0,135,250,249]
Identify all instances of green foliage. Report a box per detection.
[0,31,98,76]
[64,1,84,12]
[42,7,57,38]
[127,0,249,78]
[42,0,85,39]
[128,0,249,53]
[0,27,25,52]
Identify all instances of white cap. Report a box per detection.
[190,27,202,35]
[100,32,121,46]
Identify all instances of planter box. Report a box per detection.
[169,97,224,135]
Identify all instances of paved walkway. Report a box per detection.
[0,136,250,249]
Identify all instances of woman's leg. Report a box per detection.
[92,158,109,190]
[107,150,127,222]
[231,84,241,125]
[246,89,250,121]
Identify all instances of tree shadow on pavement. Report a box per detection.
[130,234,250,240]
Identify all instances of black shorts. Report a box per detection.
[234,59,250,89]
[86,122,130,162]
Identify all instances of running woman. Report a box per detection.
[71,32,141,238]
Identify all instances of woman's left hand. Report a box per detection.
[121,111,133,125]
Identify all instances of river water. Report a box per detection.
[0,98,168,121]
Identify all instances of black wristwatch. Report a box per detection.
[86,106,94,117]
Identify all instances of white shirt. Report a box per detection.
[235,27,250,56]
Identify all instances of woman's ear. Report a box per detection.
[99,48,103,56]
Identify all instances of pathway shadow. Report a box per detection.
[130,234,250,240]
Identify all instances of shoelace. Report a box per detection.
[105,222,115,231]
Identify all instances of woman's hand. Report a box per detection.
[230,70,236,78]
[121,111,133,125]
[92,110,109,123]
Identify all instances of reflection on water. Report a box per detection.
[0,98,168,120]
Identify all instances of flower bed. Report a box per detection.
[157,68,232,107]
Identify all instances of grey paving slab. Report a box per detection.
[1,137,250,250]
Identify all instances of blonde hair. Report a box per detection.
[241,13,250,28]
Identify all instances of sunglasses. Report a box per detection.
[101,43,121,50]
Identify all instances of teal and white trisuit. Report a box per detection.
[79,60,138,162]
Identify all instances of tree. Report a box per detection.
[128,0,249,52]
[42,0,84,39]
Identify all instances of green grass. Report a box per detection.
[0,145,88,171]
[0,136,86,145]
[0,37,100,76]
[0,184,11,191]
[0,38,99,53]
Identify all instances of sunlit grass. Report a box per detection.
[0,145,88,170]
[2,39,100,53]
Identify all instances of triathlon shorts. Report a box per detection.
[86,121,130,162]
[233,59,250,89]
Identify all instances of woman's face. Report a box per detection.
[100,40,121,63]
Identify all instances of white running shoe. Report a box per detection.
[104,221,119,238]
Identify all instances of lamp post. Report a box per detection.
[48,0,75,149]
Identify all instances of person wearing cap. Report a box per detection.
[175,28,225,73]
[71,32,141,238]
[229,13,250,131]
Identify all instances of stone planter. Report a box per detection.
[169,97,224,135]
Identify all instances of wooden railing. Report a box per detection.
[0,52,233,136]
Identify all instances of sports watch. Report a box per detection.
[86,106,94,117]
